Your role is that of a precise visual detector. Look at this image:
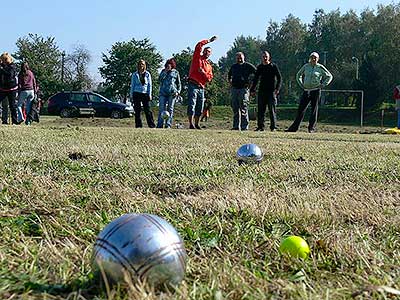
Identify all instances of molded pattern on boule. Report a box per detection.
[92,213,187,287]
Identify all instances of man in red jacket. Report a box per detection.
[187,36,217,129]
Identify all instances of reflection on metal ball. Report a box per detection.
[161,111,170,120]
[92,213,187,288]
[236,143,263,164]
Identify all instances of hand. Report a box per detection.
[209,36,218,42]
[149,95,152,101]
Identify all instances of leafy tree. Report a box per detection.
[218,35,265,72]
[14,33,63,98]
[99,38,162,102]
[265,15,307,102]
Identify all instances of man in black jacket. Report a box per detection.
[250,51,282,131]
[228,52,256,131]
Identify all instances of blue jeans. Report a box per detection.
[187,82,204,116]
[157,94,176,128]
[231,88,249,130]
[17,90,35,123]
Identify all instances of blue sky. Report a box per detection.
[2,0,395,81]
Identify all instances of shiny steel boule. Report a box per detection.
[236,143,263,164]
[161,111,170,120]
[92,213,187,288]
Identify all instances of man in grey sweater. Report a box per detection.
[286,52,333,133]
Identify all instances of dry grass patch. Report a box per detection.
[0,123,399,299]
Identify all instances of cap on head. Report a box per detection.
[309,52,319,59]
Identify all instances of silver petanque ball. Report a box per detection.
[92,213,187,288]
[236,143,263,164]
[161,110,170,120]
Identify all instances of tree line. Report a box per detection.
[12,3,400,111]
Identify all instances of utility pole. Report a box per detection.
[352,57,359,80]
[61,51,66,84]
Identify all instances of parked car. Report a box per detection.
[47,91,134,118]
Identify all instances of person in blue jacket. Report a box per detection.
[157,58,181,128]
[130,59,155,128]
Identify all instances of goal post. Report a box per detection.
[321,89,365,127]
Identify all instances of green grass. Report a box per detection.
[0,116,399,299]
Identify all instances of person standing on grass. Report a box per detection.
[393,85,400,129]
[187,36,217,129]
[286,52,333,133]
[0,52,18,125]
[130,59,155,128]
[17,62,37,125]
[250,51,282,132]
[157,58,181,128]
[228,52,256,131]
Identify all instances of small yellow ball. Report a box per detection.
[279,236,310,259]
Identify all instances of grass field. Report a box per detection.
[0,115,399,299]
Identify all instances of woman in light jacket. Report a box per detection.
[130,59,155,128]
[157,58,181,128]
[286,52,333,133]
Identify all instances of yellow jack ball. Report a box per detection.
[279,236,310,259]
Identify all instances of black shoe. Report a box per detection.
[285,128,296,132]
[255,127,264,131]
[195,125,201,130]
[231,127,239,131]
[308,128,315,133]
[189,124,195,129]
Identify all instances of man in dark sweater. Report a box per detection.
[250,51,282,131]
[228,52,256,131]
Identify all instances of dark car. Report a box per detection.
[47,91,134,118]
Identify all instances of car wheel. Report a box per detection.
[111,110,123,119]
[60,108,71,118]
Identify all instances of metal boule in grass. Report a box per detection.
[279,236,310,259]
[161,111,170,120]
[92,213,187,289]
[236,143,263,165]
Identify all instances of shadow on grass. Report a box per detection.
[22,277,101,299]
